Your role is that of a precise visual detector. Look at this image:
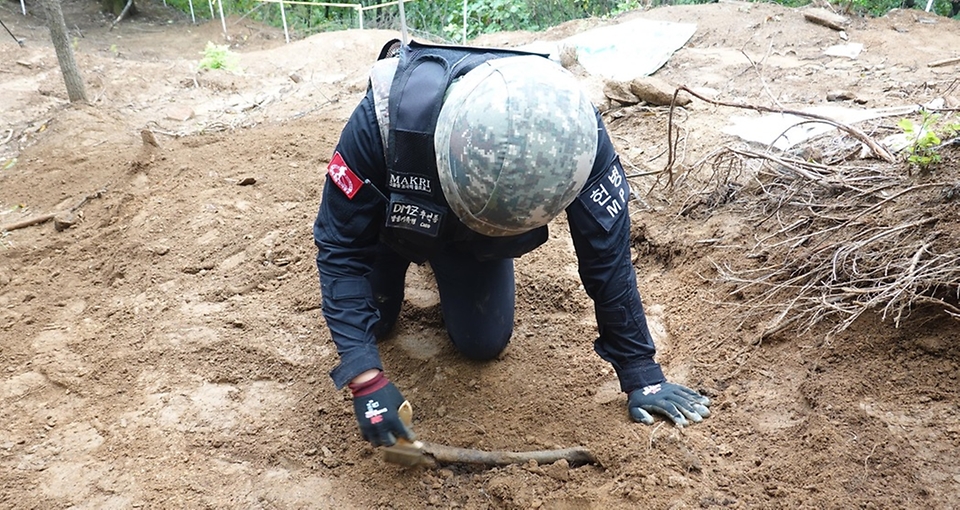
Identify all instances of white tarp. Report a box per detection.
[723,104,924,151]
[520,17,698,81]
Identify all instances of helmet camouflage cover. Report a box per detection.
[435,55,598,237]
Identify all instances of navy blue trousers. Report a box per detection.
[368,243,515,361]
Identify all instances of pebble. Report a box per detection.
[544,459,570,481]
[826,90,857,102]
[53,212,77,232]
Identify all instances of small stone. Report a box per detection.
[603,80,639,105]
[237,177,256,186]
[827,90,856,102]
[164,106,195,122]
[140,129,162,148]
[544,459,570,481]
[53,212,77,232]
[559,44,579,70]
[630,76,691,106]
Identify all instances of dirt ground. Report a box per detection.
[2,0,960,508]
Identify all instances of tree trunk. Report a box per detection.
[41,0,88,103]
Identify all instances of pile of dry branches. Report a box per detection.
[699,141,960,337]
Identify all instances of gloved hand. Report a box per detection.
[349,371,415,446]
[628,381,712,427]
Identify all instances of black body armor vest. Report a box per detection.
[375,40,551,264]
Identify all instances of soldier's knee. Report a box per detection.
[450,330,511,361]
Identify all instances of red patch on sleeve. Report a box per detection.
[327,151,364,199]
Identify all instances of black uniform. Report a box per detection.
[314,44,666,395]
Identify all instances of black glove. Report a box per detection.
[349,371,415,447]
[628,381,711,427]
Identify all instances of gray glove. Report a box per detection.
[628,382,711,427]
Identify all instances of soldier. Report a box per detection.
[313,40,712,448]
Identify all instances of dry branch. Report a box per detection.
[0,187,107,232]
[674,85,896,163]
[927,56,960,68]
[417,443,598,468]
[110,0,135,30]
[802,8,848,31]
[696,144,960,335]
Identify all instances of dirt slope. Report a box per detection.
[1,0,959,508]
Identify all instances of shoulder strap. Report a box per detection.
[369,57,399,162]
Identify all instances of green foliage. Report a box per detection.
[614,0,721,12]
[614,0,643,13]
[101,0,133,16]
[162,0,959,41]
[440,0,531,39]
[433,0,626,41]
[845,0,958,18]
[897,110,958,173]
[198,41,242,73]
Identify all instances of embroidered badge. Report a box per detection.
[388,172,433,194]
[386,196,444,236]
[327,151,363,199]
[578,159,631,232]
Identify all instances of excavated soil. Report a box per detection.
[1,0,959,508]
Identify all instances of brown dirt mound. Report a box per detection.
[1,1,959,508]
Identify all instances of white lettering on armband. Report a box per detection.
[579,162,630,231]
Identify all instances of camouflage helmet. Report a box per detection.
[435,55,598,237]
